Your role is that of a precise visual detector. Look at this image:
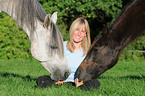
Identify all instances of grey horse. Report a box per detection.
[0,0,70,81]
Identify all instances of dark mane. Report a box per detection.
[110,0,135,29]
[108,0,145,47]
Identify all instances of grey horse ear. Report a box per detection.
[44,14,51,29]
[51,12,58,24]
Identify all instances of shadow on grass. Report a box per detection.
[0,72,55,88]
[98,75,145,80]
[0,72,36,81]
[0,72,51,82]
[1,72,144,82]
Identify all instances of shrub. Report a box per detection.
[0,13,33,60]
[0,0,144,60]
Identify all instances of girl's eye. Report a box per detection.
[81,30,85,33]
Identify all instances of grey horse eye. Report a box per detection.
[50,45,58,49]
[43,24,45,28]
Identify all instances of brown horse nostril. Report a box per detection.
[76,68,83,78]
[78,68,82,74]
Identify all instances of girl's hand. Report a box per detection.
[55,80,65,85]
[75,78,83,87]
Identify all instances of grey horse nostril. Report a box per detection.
[64,72,69,78]
[54,71,59,76]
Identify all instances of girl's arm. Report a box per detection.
[55,80,65,85]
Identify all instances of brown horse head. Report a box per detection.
[76,0,145,82]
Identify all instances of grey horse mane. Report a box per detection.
[1,0,64,56]
[10,0,46,32]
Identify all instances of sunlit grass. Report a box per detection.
[0,59,144,96]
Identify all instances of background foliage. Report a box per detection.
[0,0,145,60]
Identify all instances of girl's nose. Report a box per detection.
[77,30,81,35]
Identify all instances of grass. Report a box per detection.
[0,59,144,96]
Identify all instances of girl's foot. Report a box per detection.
[36,76,55,88]
[78,79,100,91]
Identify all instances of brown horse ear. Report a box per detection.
[102,24,109,37]
[44,14,51,29]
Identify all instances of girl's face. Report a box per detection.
[72,24,86,43]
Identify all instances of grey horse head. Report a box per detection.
[0,0,70,81]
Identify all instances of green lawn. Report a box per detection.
[0,59,144,96]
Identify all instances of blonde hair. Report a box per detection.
[67,18,91,56]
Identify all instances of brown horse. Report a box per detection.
[76,0,145,82]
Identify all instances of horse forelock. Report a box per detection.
[49,22,64,58]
